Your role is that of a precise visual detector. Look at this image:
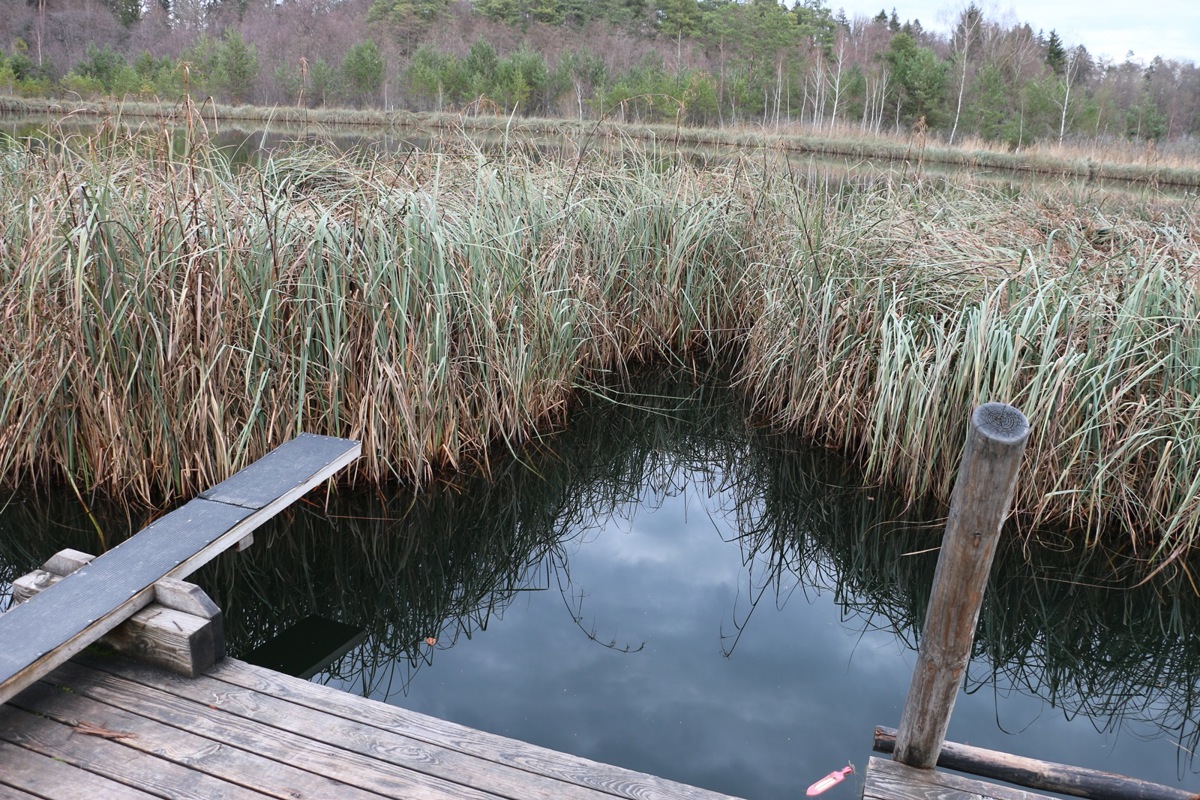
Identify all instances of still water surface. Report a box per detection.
[2,376,1198,798]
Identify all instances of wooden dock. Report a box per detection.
[0,652,743,800]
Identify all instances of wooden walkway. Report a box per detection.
[0,653,744,800]
[863,758,1056,800]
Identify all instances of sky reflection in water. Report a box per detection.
[323,465,1196,800]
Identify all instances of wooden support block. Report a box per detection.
[11,551,225,678]
[103,604,224,678]
[42,549,95,575]
[11,571,60,605]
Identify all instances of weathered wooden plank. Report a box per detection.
[42,549,96,576]
[0,781,43,800]
[80,656,654,800]
[200,433,362,510]
[874,727,1200,800]
[47,659,511,800]
[200,657,745,800]
[10,680,388,800]
[153,578,222,619]
[864,757,1055,800]
[0,702,274,800]
[0,739,159,800]
[0,434,360,706]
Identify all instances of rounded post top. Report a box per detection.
[971,403,1029,446]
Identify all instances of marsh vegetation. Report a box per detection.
[0,116,1198,568]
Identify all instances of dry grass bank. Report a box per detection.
[1,122,1198,562]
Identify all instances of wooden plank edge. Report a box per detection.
[0,438,360,707]
[168,440,361,581]
[42,659,528,800]
[864,757,1058,800]
[196,658,747,800]
[874,726,1200,800]
[0,585,157,708]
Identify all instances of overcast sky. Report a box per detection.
[830,0,1200,65]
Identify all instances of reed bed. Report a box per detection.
[1,122,1199,561]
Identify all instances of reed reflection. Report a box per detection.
[1,369,1197,778]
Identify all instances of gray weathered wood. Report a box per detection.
[81,654,745,800]
[13,554,226,677]
[0,738,160,800]
[893,403,1029,770]
[0,433,360,706]
[875,727,1200,800]
[103,605,224,677]
[42,549,96,576]
[153,577,222,619]
[10,680,392,800]
[11,570,59,604]
[0,704,274,800]
[864,756,1055,800]
[42,659,513,800]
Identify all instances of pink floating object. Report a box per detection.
[806,765,854,796]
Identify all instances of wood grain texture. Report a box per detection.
[11,680,389,800]
[0,704,274,800]
[0,498,250,704]
[102,606,223,677]
[0,738,159,800]
[10,558,226,679]
[0,434,360,706]
[46,659,524,800]
[864,757,1054,800]
[875,727,1200,800]
[894,404,1029,769]
[0,780,43,800]
[85,655,745,800]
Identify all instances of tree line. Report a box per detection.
[3,0,1197,147]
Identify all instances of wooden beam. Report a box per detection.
[875,727,1200,800]
[0,433,360,706]
[893,403,1029,769]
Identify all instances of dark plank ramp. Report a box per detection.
[864,757,1057,800]
[65,655,743,800]
[0,434,361,706]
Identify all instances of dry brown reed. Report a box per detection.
[1,122,1199,561]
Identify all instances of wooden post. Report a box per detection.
[893,403,1029,770]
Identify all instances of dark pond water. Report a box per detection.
[3,114,1192,201]
[2,373,1200,799]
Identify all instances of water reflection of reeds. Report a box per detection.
[2,370,1198,761]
